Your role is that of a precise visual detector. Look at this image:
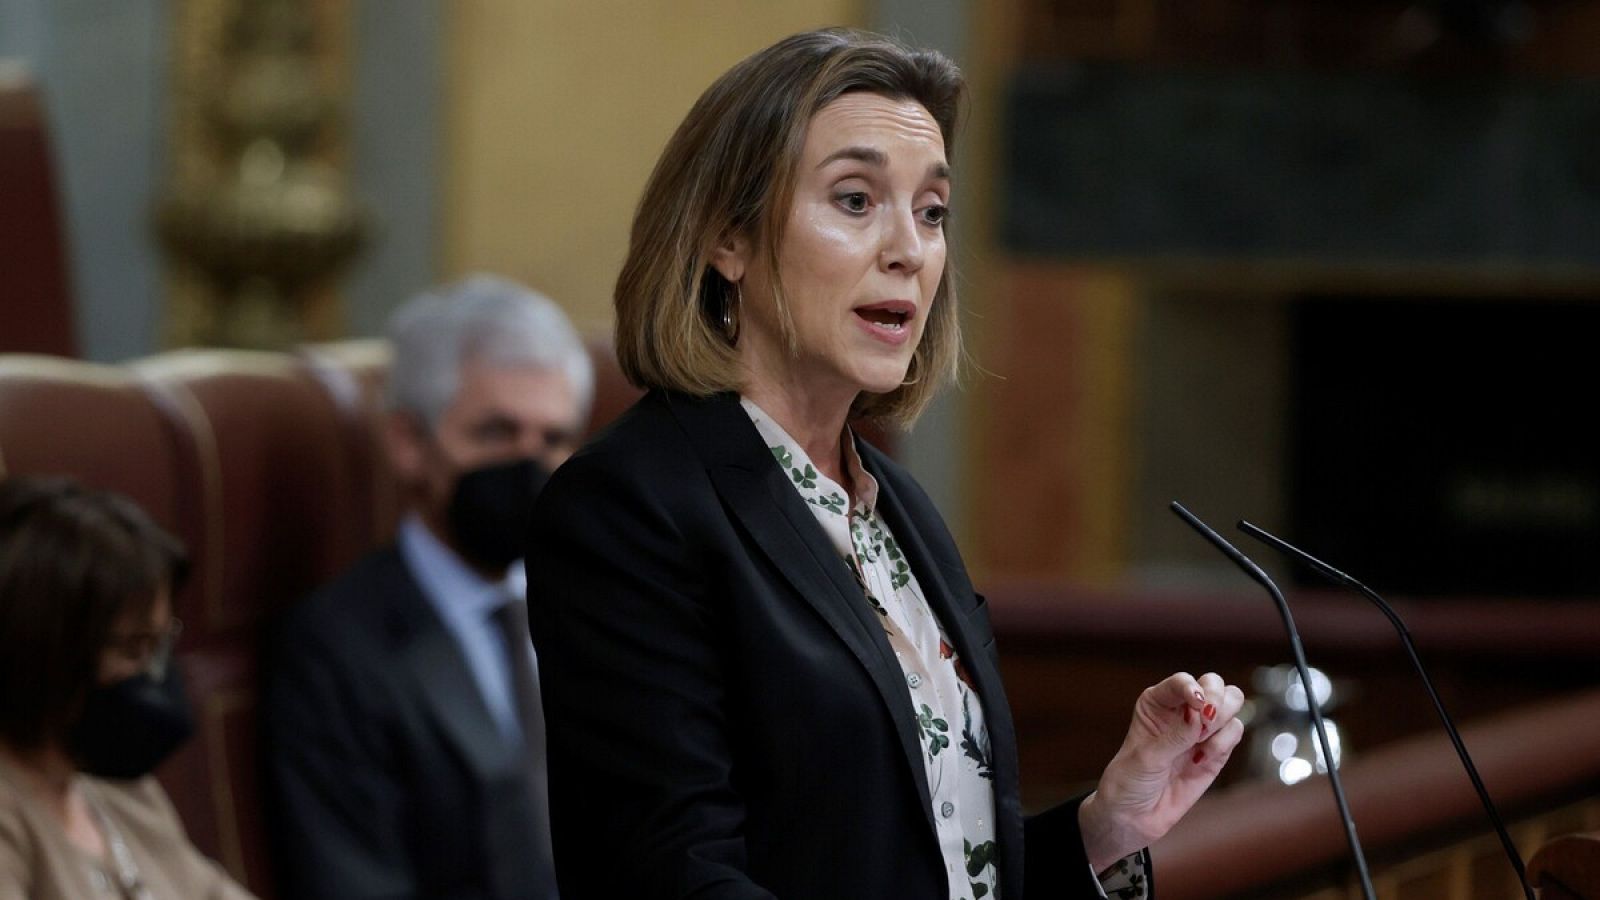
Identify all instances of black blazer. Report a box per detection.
[528,391,1119,899]
[261,546,553,900]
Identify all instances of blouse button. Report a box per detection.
[906,672,923,688]
[941,801,956,818]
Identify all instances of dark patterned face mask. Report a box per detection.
[446,457,551,573]
[68,664,194,779]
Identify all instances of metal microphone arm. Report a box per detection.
[1169,501,1376,900]
[1238,519,1535,900]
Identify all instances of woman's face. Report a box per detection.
[98,584,174,685]
[728,93,950,407]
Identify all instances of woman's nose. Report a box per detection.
[877,206,925,274]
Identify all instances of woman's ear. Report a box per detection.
[709,231,751,284]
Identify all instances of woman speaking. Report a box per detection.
[528,29,1244,899]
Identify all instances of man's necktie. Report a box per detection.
[492,598,559,898]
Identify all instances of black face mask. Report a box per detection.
[68,666,194,779]
[446,457,551,573]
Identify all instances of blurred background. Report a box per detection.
[3,1,1598,897]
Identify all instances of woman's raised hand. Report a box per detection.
[1077,671,1246,872]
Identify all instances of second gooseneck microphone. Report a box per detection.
[1237,520,1536,900]
[1170,501,1377,900]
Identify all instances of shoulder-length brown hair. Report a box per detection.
[615,28,965,427]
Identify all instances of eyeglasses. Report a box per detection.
[106,619,184,680]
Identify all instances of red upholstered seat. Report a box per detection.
[134,349,389,895]
[135,350,371,621]
[0,356,185,524]
[0,71,77,356]
[582,333,644,438]
[298,338,406,546]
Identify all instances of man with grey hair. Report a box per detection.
[263,275,590,900]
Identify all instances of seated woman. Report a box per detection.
[0,476,253,899]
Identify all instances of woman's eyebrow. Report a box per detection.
[817,145,887,169]
[816,146,952,182]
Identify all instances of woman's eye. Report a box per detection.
[921,204,949,226]
[837,192,870,214]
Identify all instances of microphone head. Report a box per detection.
[1238,520,1355,587]
[1170,502,1277,590]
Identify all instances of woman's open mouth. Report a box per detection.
[853,301,916,344]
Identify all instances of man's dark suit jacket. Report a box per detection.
[528,390,1131,899]
[262,546,552,900]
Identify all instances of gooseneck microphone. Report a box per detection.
[1237,520,1536,900]
[1170,502,1377,900]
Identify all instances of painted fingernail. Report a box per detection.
[1193,689,1206,703]
[1183,707,1192,724]
[1203,704,1217,721]
[1192,748,1206,764]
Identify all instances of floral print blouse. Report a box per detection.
[741,399,1149,900]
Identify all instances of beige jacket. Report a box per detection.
[0,755,253,900]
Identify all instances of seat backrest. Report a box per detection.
[583,333,643,437]
[0,356,185,525]
[0,69,77,356]
[133,349,381,895]
[135,350,371,614]
[297,339,406,547]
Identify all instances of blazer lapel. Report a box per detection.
[386,559,518,781]
[865,455,1012,734]
[863,443,1028,893]
[666,394,937,825]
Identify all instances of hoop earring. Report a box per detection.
[722,282,741,343]
[900,356,921,387]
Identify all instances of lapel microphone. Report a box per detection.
[1237,520,1536,900]
[1170,502,1377,900]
